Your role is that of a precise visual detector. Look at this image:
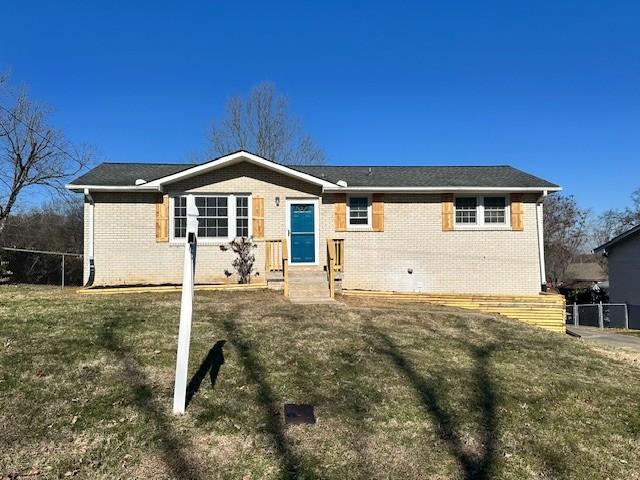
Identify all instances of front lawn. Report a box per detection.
[1,286,639,479]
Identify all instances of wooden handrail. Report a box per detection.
[327,239,336,298]
[282,238,289,297]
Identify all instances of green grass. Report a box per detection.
[1,286,639,479]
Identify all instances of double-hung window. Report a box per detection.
[348,196,370,227]
[484,197,506,224]
[455,195,508,228]
[455,197,477,224]
[236,196,249,237]
[195,196,228,238]
[172,194,250,241]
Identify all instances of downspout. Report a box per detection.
[536,190,547,291]
[84,188,95,287]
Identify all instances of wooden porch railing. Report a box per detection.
[332,239,344,272]
[265,240,283,272]
[282,238,289,297]
[327,239,336,298]
[326,239,344,298]
[265,239,289,297]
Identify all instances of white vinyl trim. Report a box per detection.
[145,151,338,188]
[286,198,320,266]
[323,186,562,193]
[66,184,161,192]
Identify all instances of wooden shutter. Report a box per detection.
[252,196,265,239]
[372,193,384,232]
[155,194,169,242]
[442,193,454,231]
[335,193,347,232]
[511,194,524,231]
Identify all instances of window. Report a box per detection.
[172,194,250,241]
[484,197,506,224]
[174,196,187,238]
[455,197,477,224]
[349,196,369,226]
[195,196,228,238]
[454,196,509,228]
[236,196,249,237]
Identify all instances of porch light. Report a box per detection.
[275,196,280,207]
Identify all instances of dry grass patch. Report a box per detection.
[1,285,639,479]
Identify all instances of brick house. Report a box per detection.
[67,150,560,299]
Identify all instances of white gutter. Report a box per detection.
[84,188,96,286]
[536,190,548,288]
[66,184,162,193]
[322,186,562,193]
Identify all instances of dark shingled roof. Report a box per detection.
[70,161,559,189]
[294,165,558,188]
[71,163,197,187]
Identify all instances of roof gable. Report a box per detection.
[594,224,640,253]
[145,151,337,188]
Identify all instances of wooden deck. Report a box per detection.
[342,290,566,333]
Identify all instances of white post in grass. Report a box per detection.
[173,194,199,415]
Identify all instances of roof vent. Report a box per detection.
[135,179,147,186]
[367,168,372,176]
[337,180,348,187]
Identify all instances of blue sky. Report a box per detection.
[2,1,639,213]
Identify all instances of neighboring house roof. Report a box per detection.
[594,224,640,254]
[67,150,561,192]
[563,262,607,282]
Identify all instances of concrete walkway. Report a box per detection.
[567,326,640,352]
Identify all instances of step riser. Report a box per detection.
[284,268,333,302]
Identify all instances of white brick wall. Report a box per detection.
[85,162,542,294]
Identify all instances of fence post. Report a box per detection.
[61,254,65,289]
[624,303,629,329]
[598,301,604,329]
[573,302,578,327]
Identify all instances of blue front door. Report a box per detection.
[290,203,315,263]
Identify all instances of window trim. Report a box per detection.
[169,193,252,244]
[346,194,372,230]
[454,194,511,230]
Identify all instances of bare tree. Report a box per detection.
[544,193,591,284]
[0,84,90,236]
[594,188,640,245]
[210,83,326,165]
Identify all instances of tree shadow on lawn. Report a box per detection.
[367,319,575,480]
[222,313,312,480]
[185,340,225,409]
[96,318,204,480]
[366,323,499,480]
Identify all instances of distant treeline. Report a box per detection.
[0,201,83,285]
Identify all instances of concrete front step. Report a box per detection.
[290,297,339,305]
[285,266,334,303]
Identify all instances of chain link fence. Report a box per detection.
[566,303,640,330]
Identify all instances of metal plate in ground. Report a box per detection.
[284,403,316,425]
